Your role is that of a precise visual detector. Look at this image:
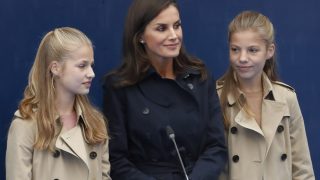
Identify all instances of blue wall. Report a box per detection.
[1,0,319,178]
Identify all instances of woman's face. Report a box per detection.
[229,29,274,85]
[54,45,95,97]
[141,5,182,61]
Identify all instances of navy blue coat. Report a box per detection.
[103,68,227,180]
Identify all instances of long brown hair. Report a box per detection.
[19,27,108,150]
[218,11,279,129]
[110,0,207,87]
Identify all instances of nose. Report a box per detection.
[168,27,178,40]
[239,50,248,63]
[87,66,95,79]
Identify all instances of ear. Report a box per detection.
[266,43,275,59]
[50,61,61,76]
[139,34,145,44]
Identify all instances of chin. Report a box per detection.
[78,90,90,95]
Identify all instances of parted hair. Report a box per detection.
[18,27,108,150]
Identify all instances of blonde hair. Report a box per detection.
[218,11,279,129]
[19,27,108,150]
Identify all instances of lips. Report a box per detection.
[82,81,92,87]
[164,43,180,49]
[237,66,252,72]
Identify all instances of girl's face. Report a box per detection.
[229,29,274,85]
[141,5,182,62]
[54,45,95,97]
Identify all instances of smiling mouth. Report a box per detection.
[82,82,92,86]
[237,66,252,71]
[164,43,180,49]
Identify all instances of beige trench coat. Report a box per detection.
[6,109,111,180]
[217,74,314,180]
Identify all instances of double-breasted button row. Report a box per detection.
[231,153,287,163]
[53,150,97,160]
[231,125,284,134]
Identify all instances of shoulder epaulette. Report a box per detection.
[273,81,295,92]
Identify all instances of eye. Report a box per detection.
[78,64,86,68]
[248,47,259,53]
[173,22,181,29]
[156,25,166,32]
[230,47,239,53]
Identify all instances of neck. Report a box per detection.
[238,76,263,93]
[150,57,175,79]
[55,91,75,116]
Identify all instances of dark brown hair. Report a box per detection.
[110,0,207,87]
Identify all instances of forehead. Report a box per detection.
[149,5,180,25]
[230,30,266,46]
[66,45,94,62]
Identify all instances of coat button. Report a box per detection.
[281,153,287,161]
[90,151,97,159]
[277,125,284,133]
[142,107,150,115]
[232,155,239,163]
[230,126,238,134]
[53,150,60,158]
[187,83,194,90]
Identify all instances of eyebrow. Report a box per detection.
[78,59,94,64]
[153,19,181,26]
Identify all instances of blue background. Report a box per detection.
[0,0,319,178]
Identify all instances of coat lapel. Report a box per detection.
[56,125,89,168]
[261,99,289,153]
[235,108,264,136]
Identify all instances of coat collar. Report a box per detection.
[55,124,91,168]
[139,67,200,107]
[14,104,92,168]
[55,103,92,169]
[230,73,290,153]
[227,73,277,106]
[143,66,200,80]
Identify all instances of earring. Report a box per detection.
[51,76,55,91]
[140,39,145,44]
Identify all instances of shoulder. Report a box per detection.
[7,110,37,146]
[272,81,295,92]
[271,81,298,104]
[9,111,37,136]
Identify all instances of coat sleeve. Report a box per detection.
[102,77,156,180]
[189,77,228,180]
[6,117,35,180]
[102,139,112,180]
[288,92,315,180]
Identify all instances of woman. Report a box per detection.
[102,0,227,179]
[217,11,314,180]
[6,27,111,180]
